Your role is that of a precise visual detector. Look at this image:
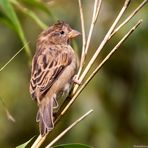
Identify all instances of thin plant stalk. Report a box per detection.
[31,135,46,148]
[109,0,148,39]
[73,0,131,94]
[77,0,86,78]
[77,0,102,78]
[85,0,102,55]
[60,19,142,116]
[78,0,131,83]
[0,43,28,72]
[46,110,93,148]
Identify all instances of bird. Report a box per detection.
[29,21,80,136]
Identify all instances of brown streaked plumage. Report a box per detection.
[30,21,80,136]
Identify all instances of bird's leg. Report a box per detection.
[53,94,58,109]
[37,97,41,105]
[72,75,81,85]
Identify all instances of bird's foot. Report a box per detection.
[72,75,81,85]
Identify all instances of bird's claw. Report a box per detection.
[73,75,81,85]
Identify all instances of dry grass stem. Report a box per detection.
[94,0,102,21]
[60,20,142,116]
[73,0,131,94]
[31,135,46,148]
[77,0,86,78]
[0,44,27,72]
[46,110,93,148]
[60,19,142,116]
[109,0,148,39]
[85,0,102,55]
[77,0,102,78]
[77,19,143,97]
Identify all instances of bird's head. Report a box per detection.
[40,21,80,45]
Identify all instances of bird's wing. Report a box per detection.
[30,47,71,101]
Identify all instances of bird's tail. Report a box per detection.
[36,96,58,136]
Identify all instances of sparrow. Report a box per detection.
[29,21,80,136]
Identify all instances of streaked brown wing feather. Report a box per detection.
[30,48,71,101]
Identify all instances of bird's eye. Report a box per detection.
[60,31,64,35]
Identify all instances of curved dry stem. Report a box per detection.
[46,110,93,148]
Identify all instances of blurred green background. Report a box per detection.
[0,0,148,147]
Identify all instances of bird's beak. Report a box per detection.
[68,29,80,38]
